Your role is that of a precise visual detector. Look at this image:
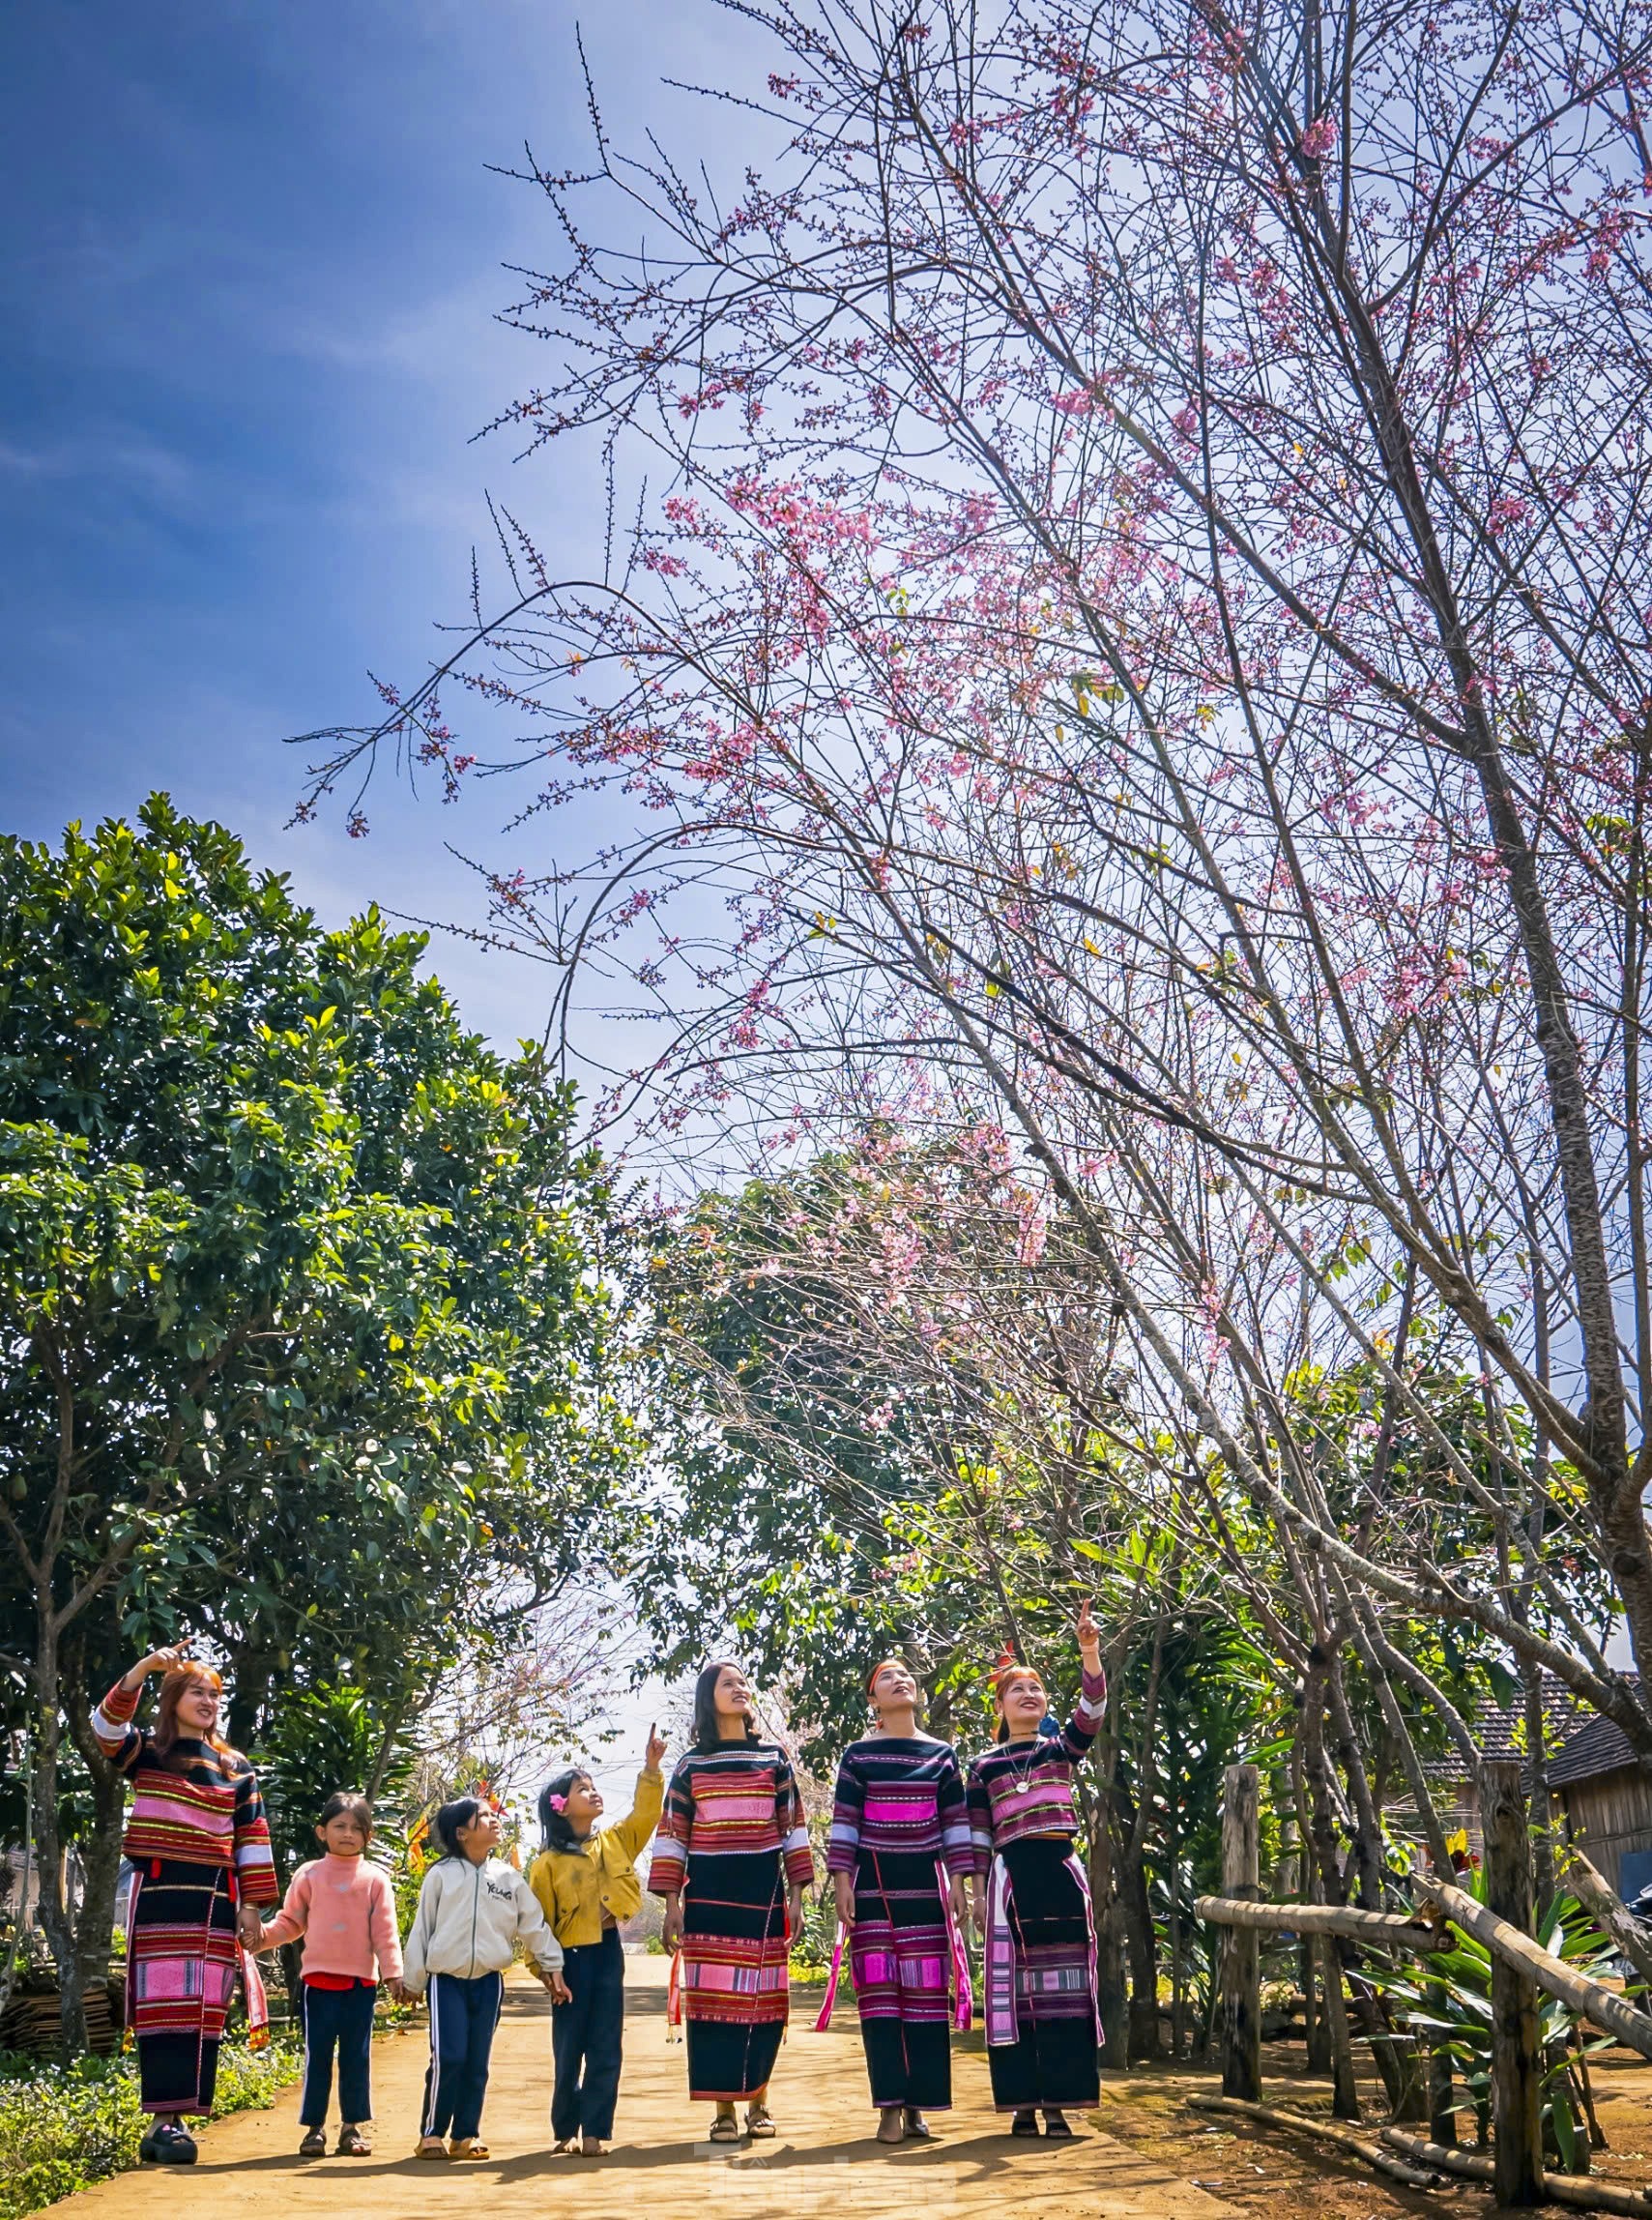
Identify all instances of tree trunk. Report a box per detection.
[1484,1760,1545,2206]
[1090,1806,1129,2071]
[1121,1827,1161,2060]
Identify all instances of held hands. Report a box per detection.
[833,1871,856,1932]
[645,1720,668,1772]
[1075,1596,1101,1660]
[236,1908,263,1950]
[541,1968,572,2004]
[661,1897,683,1954]
[947,1875,972,1934]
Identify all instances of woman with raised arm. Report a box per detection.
[825,1658,974,2143]
[965,1600,1108,2140]
[651,1662,814,2144]
[92,1643,279,2166]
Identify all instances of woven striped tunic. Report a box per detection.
[650,1742,815,2102]
[94,1678,277,2116]
[826,1737,973,2110]
[965,1662,1107,2112]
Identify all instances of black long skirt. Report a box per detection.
[681,1849,790,2102]
[987,1838,1100,2112]
[127,1857,241,2116]
[851,1847,953,2110]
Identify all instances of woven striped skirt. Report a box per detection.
[986,1837,1100,2112]
[681,1848,790,2101]
[850,1847,955,2110]
[127,1857,240,2116]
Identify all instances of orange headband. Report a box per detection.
[866,1658,908,1699]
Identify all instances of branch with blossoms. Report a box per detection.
[298,0,1652,1796]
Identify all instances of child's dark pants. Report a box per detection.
[422,1970,504,2142]
[300,1980,377,2125]
[551,1928,625,2142]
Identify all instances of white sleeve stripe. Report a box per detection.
[782,1825,812,1854]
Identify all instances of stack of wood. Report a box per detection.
[0,1972,126,2057]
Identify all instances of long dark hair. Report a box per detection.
[691,1660,763,1754]
[432,1796,484,1858]
[538,1767,592,1852]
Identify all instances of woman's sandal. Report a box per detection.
[1010,2109,1041,2138]
[552,2137,579,2154]
[415,2135,449,2160]
[745,2105,776,2140]
[581,2136,608,2155]
[710,2112,741,2144]
[1043,2111,1075,2140]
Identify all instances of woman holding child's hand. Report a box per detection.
[92,1643,279,2165]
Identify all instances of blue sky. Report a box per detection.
[0,0,759,1051]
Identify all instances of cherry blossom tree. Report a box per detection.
[300,0,1652,1779]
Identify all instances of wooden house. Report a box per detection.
[1548,1710,1652,1900]
[1385,1678,1652,1900]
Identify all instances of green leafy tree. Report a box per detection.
[0,798,624,2052]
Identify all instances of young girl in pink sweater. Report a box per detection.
[254,1792,403,2157]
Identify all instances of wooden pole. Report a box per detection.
[1218,1764,1261,2102]
[1195,1896,1446,1945]
[1483,1758,1545,2207]
[1561,1845,1652,2007]
[1426,1879,1652,2064]
[1381,2127,1652,2217]
[1185,2093,1442,2189]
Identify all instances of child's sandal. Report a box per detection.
[298,2127,327,2158]
[449,2137,490,2159]
[415,2135,449,2160]
[336,2124,371,2156]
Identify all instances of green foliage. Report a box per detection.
[1373,1878,1620,2166]
[0,797,635,2036]
[252,1682,420,1878]
[0,793,623,1703]
[0,2033,300,2219]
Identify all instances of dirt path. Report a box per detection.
[60,1958,1240,2219]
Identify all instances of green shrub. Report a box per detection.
[0,2035,300,2220]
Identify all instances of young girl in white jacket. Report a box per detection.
[401,1796,568,2160]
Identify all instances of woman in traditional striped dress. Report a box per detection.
[652,1661,814,2143]
[93,1645,278,2166]
[965,1600,1107,2139]
[826,1659,973,2143]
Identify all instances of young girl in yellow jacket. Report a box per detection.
[529,1725,667,2154]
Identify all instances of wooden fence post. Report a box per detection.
[1484,1759,1544,2206]
[1219,1763,1261,2101]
